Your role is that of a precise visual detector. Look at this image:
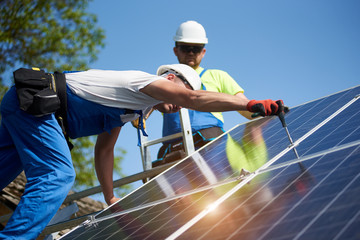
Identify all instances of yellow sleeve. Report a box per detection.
[200,69,244,95]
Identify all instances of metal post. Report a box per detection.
[179,108,195,155]
[139,108,195,172]
[140,134,152,171]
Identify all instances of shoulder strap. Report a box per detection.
[199,68,207,78]
[199,69,207,90]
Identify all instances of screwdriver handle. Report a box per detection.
[276,100,287,128]
[251,112,261,118]
[251,100,289,119]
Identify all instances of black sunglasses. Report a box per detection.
[177,45,204,54]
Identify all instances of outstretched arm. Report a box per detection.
[140,79,280,117]
[141,79,280,116]
[140,79,250,112]
[95,127,121,205]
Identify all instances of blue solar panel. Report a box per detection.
[60,85,360,239]
[177,145,360,239]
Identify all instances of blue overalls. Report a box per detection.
[162,108,224,139]
[162,69,224,140]
[0,86,137,239]
[156,69,232,188]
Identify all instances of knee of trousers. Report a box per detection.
[58,165,76,188]
[52,163,76,192]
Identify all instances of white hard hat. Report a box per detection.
[173,20,208,44]
[157,64,201,90]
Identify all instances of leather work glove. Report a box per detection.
[246,99,282,117]
[131,117,146,129]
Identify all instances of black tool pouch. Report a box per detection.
[14,68,60,117]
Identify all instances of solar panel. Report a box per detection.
[178,145,360,240]
[60,85,360,240]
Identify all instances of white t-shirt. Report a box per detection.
[65,69,163,111]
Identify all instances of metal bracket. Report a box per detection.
[84,215,98,228]
[288,141,299,149]
[237,168,251,180]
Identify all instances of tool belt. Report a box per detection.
[153,126,224,167]
[13,67,73,150]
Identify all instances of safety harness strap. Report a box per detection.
[135,110,148,146]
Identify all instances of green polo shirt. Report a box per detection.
[196,67,244,122]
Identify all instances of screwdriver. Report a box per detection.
[251,100,300,159]
[276,101,314,193]
[275,100,300,160]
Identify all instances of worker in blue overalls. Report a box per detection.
[0,63,282,239]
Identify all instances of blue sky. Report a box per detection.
[84,0,360,196]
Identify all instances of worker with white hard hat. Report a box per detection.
[0,62,282,239]
[155,20,257,166]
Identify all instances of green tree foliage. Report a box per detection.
[0,0,129,193]
[71,136,130,196]
[0,0,105,82]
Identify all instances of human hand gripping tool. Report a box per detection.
[251,100,300,160]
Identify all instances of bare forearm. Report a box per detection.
[141,80,249,112]
[140,80,279,116]
[95,148,115,204]
[94,128,121,204]
[185,90,250,112]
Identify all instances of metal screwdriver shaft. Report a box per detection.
[250,100,300,160]
[276,100,300,160]
[283,123,300,159]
